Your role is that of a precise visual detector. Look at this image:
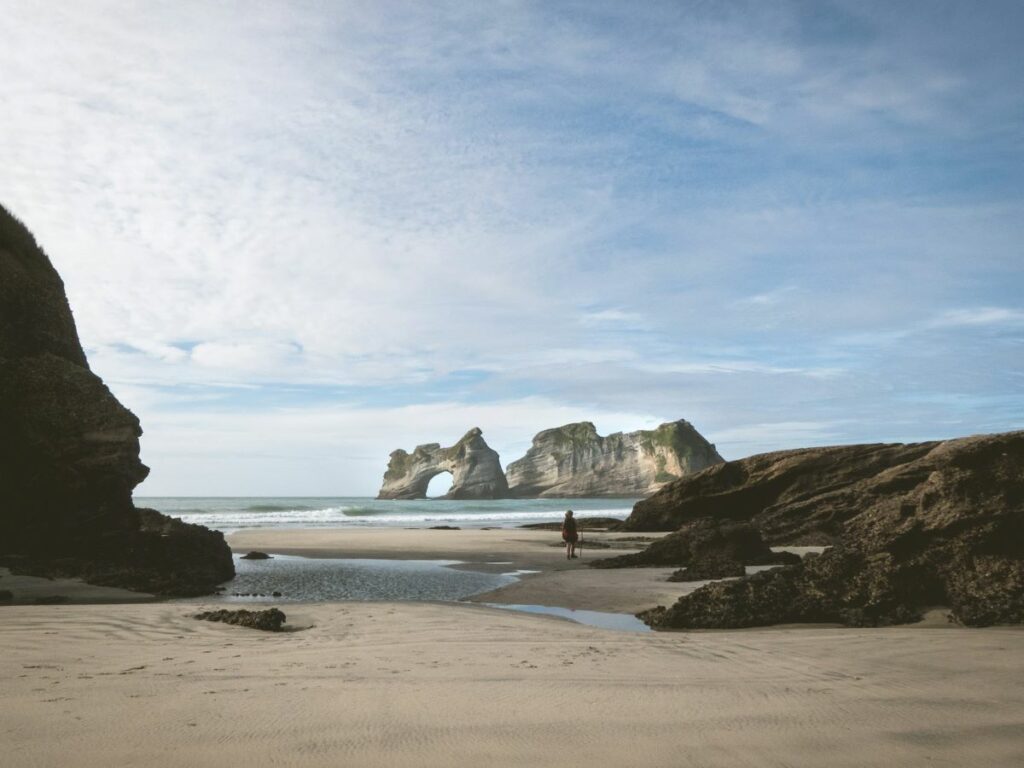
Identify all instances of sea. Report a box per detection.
[135,496,637,534]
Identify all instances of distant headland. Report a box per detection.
[377,420,723,499]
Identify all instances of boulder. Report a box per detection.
[194,608,287,632]
[590,518,796,569]
[0,204,234,596]
[641,548,920,629]
[506,420,723,498]
[240,551,272,560]
[377,427,509,499]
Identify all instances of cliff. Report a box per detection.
[0,204,234,595]
[377,427,509,500]
[505,420,723,498]
[615,431,1024,628]
[620,440,940,540]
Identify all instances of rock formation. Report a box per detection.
[195,607,287,632]
[377,427,509,499]
[620,440,941,541]
[591,517,799,570]
[505,420,723,497]
[0,204,234,596]
[620,431,1024,628]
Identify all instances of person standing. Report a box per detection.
[562,510,579,559]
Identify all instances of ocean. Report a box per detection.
[136,496,637,533]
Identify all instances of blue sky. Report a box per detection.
[2,1,1022,495]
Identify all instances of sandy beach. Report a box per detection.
[3,599,1023,768]
[1,528,1021,767]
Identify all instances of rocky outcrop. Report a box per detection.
[505,420,723,498]
[591,517,798,570]
[0,204,234,596]
[377,427,509,499]
[639,548,923,628]
[195,608,287,632]
[621,440,942,541]
[629,431,1024,628]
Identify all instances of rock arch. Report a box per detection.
[376,428,509,500]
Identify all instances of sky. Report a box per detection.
[2,0,1022,496]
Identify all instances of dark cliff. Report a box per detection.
[621,440,941,542]
[0,204,233,595]
[617,431,1024,628]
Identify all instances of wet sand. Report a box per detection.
[225,527,804,614]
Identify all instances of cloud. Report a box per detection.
[1,1,1022,492]
[927,307,1024,329]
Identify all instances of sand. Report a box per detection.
[2,601,1022,767]
[4,528,1023,766]
[0,567,155,605]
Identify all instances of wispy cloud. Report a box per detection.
[1,1,1022,492]
[926,307,1024,329]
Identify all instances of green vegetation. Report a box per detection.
[547,422,599,449]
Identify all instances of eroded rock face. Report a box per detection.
[632,431,1024,629]
[0,204,234,595]
[621,440,941,541]
[590,517,797,570]
[377,427,509,499]
[640,548,922,629]
[505,420,723,498]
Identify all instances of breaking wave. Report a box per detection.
[135,496,636,533]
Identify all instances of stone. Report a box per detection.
[633,431,1024,629]
[0,204,234,596]
[240,551,272,560]
[505,420,723,498]
[667,559,746,581]
[590,518,795,569]
[641,548,920,629]
[377,427,509,499]
[0,589,13,601]
[194,608,287,632]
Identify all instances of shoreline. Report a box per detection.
[225,526,688,615]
